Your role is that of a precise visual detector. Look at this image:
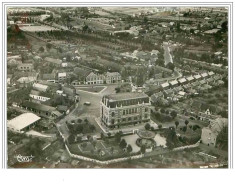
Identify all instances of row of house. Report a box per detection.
[151,71,224,105]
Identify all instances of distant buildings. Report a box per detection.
[85,72,121,85]
[100,92,150,128]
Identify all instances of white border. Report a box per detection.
[0,1,234,195]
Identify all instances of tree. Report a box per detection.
[158,124,162,130]
[145,123,151,130]
[115,132,121,143]
[171,110,178,119]
[107,132,112,137]
[183,126,187,133]
[90,124,96,132]
[77,119,83,123]
[110,147,114,155]
[84,118,88,124]
[167,62,175,71]
[68,134,75,144]
[39,46,44,53]
[160,108,165,114]
[127,145,133,153]
[175,121,179,129]
[119,139,127,149]
[46,43,52,50]
[185,120,189,127]
[140,145,146,154]
[115,87,121,93]
[150,127,155,131]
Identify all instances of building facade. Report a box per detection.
[105,72,122,84]
[100,92,151,129]
[17,63,34,71]
[86,72,105,84]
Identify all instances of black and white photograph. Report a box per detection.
[4,4,231,169]
[0,0,235,194]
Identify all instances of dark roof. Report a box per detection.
[30,90,40,96]
[42,73,56,80]
[38,80,60,88]
[74,67,91,79]
[22,101,56,112]
[57,105,68,112]
[105,92,148,101]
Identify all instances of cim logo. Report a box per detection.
[15,154,35,163]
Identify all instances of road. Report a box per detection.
[163,42,173,66]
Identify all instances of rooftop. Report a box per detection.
[22,101,56,112]
[8,113,41,131]
[33,83,48,90]
[178,78,187,83]
[105,92,148,101]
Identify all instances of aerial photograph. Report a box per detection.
[6,6,228,168]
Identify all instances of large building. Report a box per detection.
[100,92,151,128]
[7,113,41,133]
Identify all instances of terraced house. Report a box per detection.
[100,92,151,129]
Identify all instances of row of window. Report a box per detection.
[110,114,149,124]
[20,66,31,69]
[111,107,149,117]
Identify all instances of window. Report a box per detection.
[145,108,148,112]
[123,110,125,115]
[122,118,126,122]
[111,112,115,117]
[128,117,132,121]
[111,119,115,124]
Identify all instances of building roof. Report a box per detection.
[106,72,121,77]
[33,83,48,91]
[105,92,148,101]
[44,57,62,65]
[58,72,67,77]
[161,82,169,88]
[199,80,206,85]
[22,101,56,112]
[178,91,186,96]
[169,80,178,86]
[201,72,208,78]
[42,73,56,80]
[8,113,41,131]
[17,63,33,67]
[17,76,36,83]
[194,74,202,80]
[208,71,215,76]
[178,78,187,84]
[186,76,194,81]
[30,90,40,96]
[73,67,91,78]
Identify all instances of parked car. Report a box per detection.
[84,102,91,106]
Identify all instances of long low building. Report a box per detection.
[7,113,41,133]
[21,101,63,120]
